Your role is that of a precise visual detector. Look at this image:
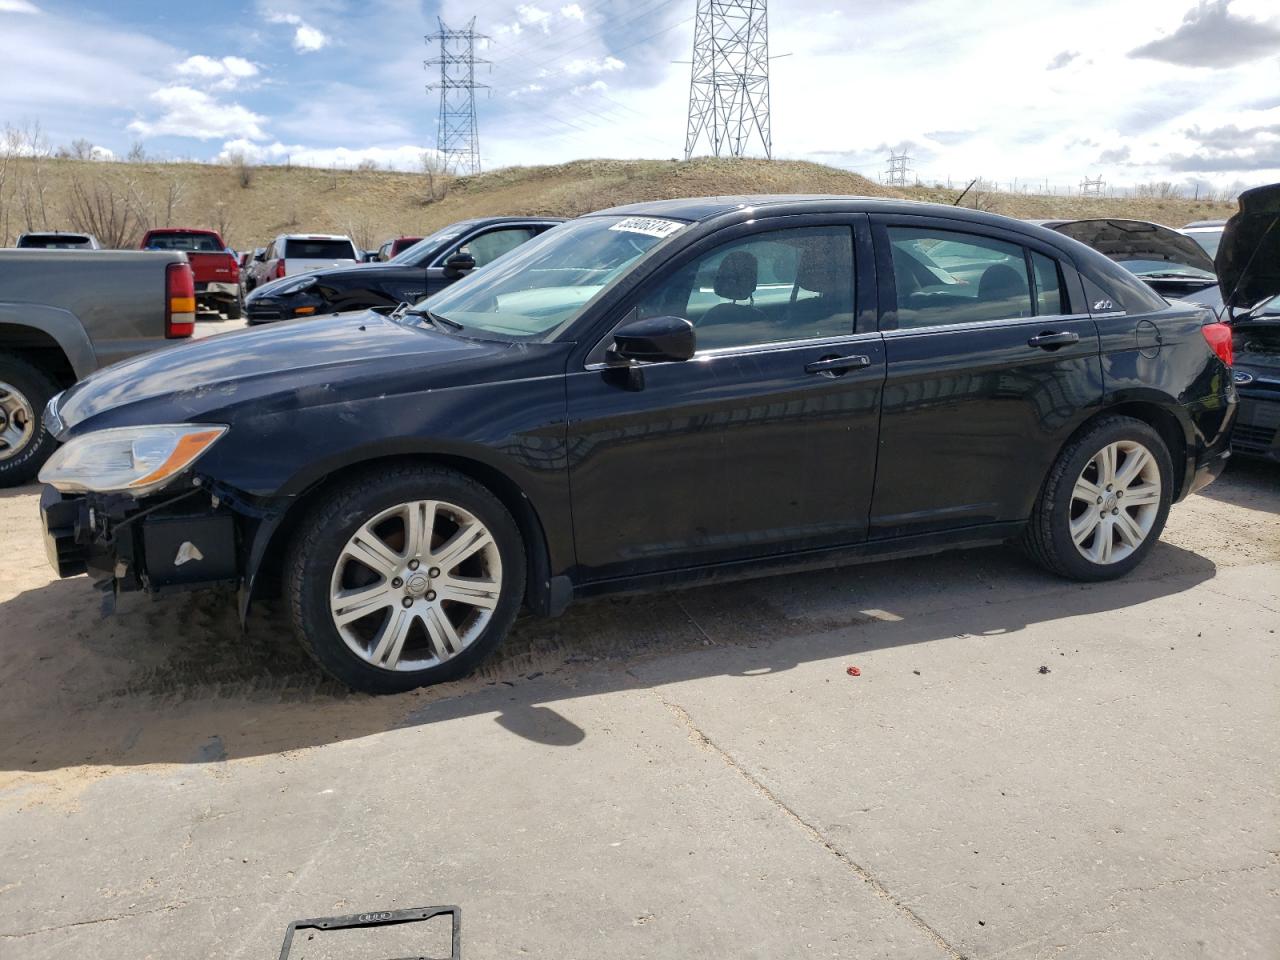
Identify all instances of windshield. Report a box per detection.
[389,224,473,265]
[1184,228,1224,258]
[417,215,686,339]
[1121,259,1216,280]
[145,232,223,252]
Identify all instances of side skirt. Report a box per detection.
[570,521,1028,601]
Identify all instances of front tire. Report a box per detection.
[1023,415,1173,581]
[0,355,60,488]
[285,465,526,693]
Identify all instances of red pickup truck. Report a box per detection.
[139,228,242,319]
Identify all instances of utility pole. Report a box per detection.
[425,18,488,175]
[884,152,912,187]
[684,0,772,160]
[1080,175,1105,197]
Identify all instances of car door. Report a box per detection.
[867,215,1103,538]
[565,217,885,582]
[424,224,550,295]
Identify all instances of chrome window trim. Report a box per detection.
[583,330,880,372]
[881,312,1094,338]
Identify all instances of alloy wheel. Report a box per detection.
[1068,440,1162,565]
[0,381,35,462]
[328,499,503,671]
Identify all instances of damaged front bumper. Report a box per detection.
[39,483,268,599]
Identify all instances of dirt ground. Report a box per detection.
[0,459,1276,959]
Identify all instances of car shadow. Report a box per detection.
[0,538,1219,773]
[1192,456,1278,510]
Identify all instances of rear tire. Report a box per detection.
[0,355,60,488]
[285,465,526,694]
[225,297,243,320]
[1023,415,1173,580]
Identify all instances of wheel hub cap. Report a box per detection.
[0,381,36,462]
[328,499,503,672]
[1068,439,1161,565]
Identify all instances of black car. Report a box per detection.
[1216,184,1280,462]
[244,217,563,324]
[39,195,1237,693]
[1037,218,1224,313]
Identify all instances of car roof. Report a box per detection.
[277,233,355,241]
[587,195,1060,231]
[146,227,218,234]
[1182,220,1226,229]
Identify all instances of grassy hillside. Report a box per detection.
[0,155,1238,254]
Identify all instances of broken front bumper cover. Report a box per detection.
[279,905,460,960]
[40,485,240,594]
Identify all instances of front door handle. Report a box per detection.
[805,354,871,377]
[1027,330,1080,349]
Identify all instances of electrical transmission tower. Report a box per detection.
[684,0,772,160]
[425,18,488,175]
[884,153,913,187]
[1079,175,1105,196]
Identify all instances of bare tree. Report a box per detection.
[420,151,450,204]
[209,202,234,242]
[344,215,377,253]
[223,150,253,188]
[66,172,144,248]
[127,141,147,163]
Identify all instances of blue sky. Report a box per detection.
[1,0,1278,189]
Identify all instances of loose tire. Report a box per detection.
[0,355,60,488]
[285,465,525,693]
[1023,415,1173,580]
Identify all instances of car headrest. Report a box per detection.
[978,263,1027,301]
[714,251,759,301]
[796,250,844,296]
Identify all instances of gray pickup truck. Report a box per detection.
[0,249,195,486]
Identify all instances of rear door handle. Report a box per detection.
[1027,330,1080,349]
[804,354,871,377]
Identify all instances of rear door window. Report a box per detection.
[887,227,1034,328]
[1031,251,1065,315]
[284,239,357,260]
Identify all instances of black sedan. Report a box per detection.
[244,216,563,323]
[39,196,1236,693]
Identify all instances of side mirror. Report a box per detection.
[608,315,696,364]
[443,251,477,278]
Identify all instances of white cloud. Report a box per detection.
[216,138,436,171]
[175,54,260,90]
[560,3,585,21]
[128,86,269,141]
[571,80,608,96]
[0,0,40,13]
[564,55,624,76]
[89,144,114,160]
[267,12,330,53]
[508,83,546,98]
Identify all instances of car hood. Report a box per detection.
[1216,182,1280,312]
[248,264,415,300]
[1047,218,1217,273]
[54,311,512,434]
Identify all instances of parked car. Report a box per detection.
[1036,218,1223,312]
[37,196,1237,692]
[1182,219,1226,258]
[244,217,562,324]
[1215,184,1280,462]
[241,248,267,293]
[246,234,360,294]
[140,228,242,319]
[0,249,194,485]
[16,231,101,250]
[373,236,424,262]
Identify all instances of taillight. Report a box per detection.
[1201,322,1233,367]
[228,256,240,282]
[275,259,287,279]
[166,262,196,338]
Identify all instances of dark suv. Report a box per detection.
[39,196,1237,693]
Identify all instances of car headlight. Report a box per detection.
[38,424,228,496]
[43,391,65,439]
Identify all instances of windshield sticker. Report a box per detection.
[609,217,685,239]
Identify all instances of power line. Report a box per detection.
[685,0,772,160]
[425,18,489,175]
